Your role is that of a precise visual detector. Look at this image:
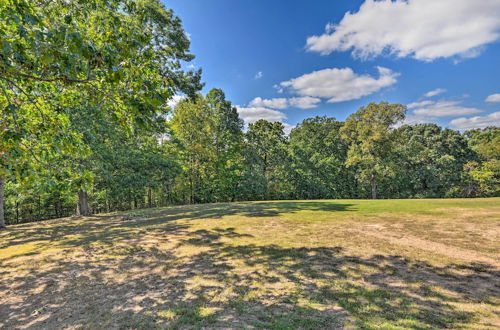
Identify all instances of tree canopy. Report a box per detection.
[0,0,201,226]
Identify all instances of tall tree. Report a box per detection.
[204,89,244,201]
[341,102,406,199]
[463,127,500,196]
[244,120,288,200]
[393,124,474,198]
[170,89,243,203]
[0,0,201,224]
[288,117,355,199]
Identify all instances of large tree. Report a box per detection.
[392,124,474,198]
[243,120,289,200]
[341,102,406,199]
[0,0,200,226]
[463,127,500,196]
[288,116,355,199]
[170,89,243,203]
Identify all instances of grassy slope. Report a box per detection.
[0,198,499,329]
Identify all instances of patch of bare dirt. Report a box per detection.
[361,228,500,266]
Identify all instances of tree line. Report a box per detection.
[1,1,498,227]
[3,89,499,225]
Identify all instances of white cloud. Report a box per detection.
[167,95,184,109]
[402,114,434,125]
[249,97,288,109]
[236,106,286,124]
[249,96,321,109]
[254,71,263,79]
[236,106,296,135]
[306,0,500,61]
[282,123,296,135]
[280,66,398,103]
[449,112,500,130]
[273,84,284,94]
[407,100,434,109]
[404,99,486,125]
[485,93,500,102]
[289,97,321,109]
[412,100,483,117]
[424,88,447,98]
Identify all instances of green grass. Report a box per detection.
[0,198,499,329]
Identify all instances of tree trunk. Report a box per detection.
[0,176,5,228]
[262,154,268,200]
[189,175,194,204]
[37,195,41,221]
[148,187,152,208]
[77,188,90,216]
[370,172,377,200]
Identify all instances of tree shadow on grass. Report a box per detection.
[0,200,354,250]
[1,226,498,329]
[120,200,356,225]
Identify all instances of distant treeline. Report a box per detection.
[4,90,498,224]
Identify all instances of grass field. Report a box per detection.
[1,198,499,329]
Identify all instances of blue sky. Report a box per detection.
[166,0,500,131]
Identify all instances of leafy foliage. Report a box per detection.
[169,89,243,203]
[0,0,200,224]
[243,120,289,200]
[288,117,355,199]
[341,102,407,199]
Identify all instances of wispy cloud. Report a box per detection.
[404,99,485,125]
[424,88,447,98]
[249,96,321,109]
[412,100,482,117]
[449,112,500,129]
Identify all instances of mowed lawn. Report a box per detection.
[1,199,499,329]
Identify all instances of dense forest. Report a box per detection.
[0,0,498,226]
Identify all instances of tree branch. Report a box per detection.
[1,71,93,84]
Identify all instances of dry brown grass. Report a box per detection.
[0,198,499,329]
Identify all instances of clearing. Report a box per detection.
[1,198,499,329]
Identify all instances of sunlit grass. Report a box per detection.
[0,198,499,329]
